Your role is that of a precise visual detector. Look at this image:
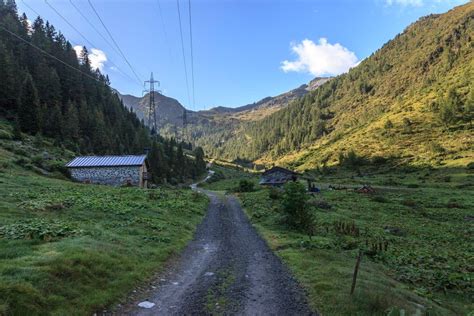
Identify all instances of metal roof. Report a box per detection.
[262,166,298,176]
[66,155,147,168]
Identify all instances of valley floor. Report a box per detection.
[119,185,313,315]
[1,125,471,315]
[200,164,473,315]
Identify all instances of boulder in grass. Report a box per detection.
[384,226,406,236]
[356,185,376,194]
[138,301,155,309]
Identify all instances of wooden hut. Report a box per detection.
[259,166,299,187]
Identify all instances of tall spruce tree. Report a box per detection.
[18,74,40,134]
[175,144,186,180]
[148,140,168,183]
[0,41,17,115]
[194,146,206,175]
[63,101,80,142]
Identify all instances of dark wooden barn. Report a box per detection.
[259,166,299,186]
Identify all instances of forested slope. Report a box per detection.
[217,3,473,169]
[0,1,207,183]
[0,2,154,154]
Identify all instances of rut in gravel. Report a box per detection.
[119,186,315,315]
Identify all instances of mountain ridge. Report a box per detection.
[194,2,473,168]
[201,77,331,116]
[117,91,189,128]
[118,77,331,127]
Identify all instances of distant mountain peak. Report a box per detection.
[117,91,187,126]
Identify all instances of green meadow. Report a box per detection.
[204,163,473,315]
[0,125,208,315]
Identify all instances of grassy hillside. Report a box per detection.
[275,2,474,171]
[204,165,473,315]
[0,122,208,315]
[203,3,473,169]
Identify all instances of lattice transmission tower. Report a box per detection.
[143,72,161,134]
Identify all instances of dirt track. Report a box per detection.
[119,182,314,315]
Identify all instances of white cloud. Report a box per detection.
[73,46,83,61]
[351,60,362,68]
[26,19,33,34]
[281,38,358,76]
[386,0,424,6]
[73,45,107,71]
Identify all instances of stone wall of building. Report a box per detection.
[69,166,142,187]
[261,171,294,182]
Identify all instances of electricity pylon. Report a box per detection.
[144,72,160,134]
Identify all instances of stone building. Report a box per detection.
[66,155,150,188]
[259,166,299,187]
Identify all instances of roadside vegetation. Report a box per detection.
[0,123,209,315]
[199,163,258,192]
[207,164,473,315]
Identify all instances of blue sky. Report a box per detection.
[17,0,468,110]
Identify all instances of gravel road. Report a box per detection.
[119,175,315,315]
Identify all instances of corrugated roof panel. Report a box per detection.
[66,155,147,168]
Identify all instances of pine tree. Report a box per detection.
[63,101,80,142]
[165,140,175,173]
[91,111,110,153]
[0,41,17,115]
[438,91,458,127]
[148,140,167,183]
[18,74,40,134]
[5,0,18,15]
[47,103,64,140]
[19,13,29,35]
[12,119,22,140]
[78,46,91,71]
[38,68,62,104]
[155,142,168,182]
[148,141,160,183]
[176,143,186,180]
[194,146,206,175]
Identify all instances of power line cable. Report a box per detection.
[19,0,41,17]
[156,0,173,62]
[188,0,195,109]
[176,0,191,107]
[87,0,143,85]
[68,0,117,55]
[44,0,96,48]
[63,0,142,86]
[42,0,141,87]
[0,24,106,85]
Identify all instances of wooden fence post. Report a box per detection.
[350,250,363,295]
